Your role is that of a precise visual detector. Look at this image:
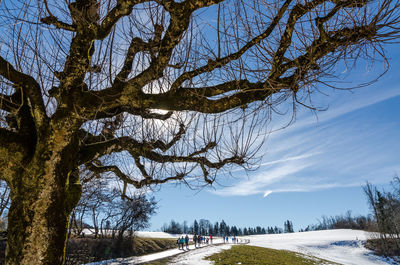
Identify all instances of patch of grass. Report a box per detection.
[132,237,177,256]
[206,245,341,265]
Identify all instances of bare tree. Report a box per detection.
[69,173,115,238]
[364,177,400,256]
[111,193,156,239]
[1,0,400,264]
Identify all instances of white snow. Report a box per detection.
[135,231,177,238]
[167,244,232,265]
[79,229,177,238]
[244,229,399,265]
[85,230,400,265]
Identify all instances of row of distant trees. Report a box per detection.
[299,211,375,232]
[161,219,295,236]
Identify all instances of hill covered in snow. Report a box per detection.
[244,229,398,265]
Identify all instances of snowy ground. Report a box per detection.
[80,229,177,238]
[244,229,399,265]
[85,230,400,265]
[167,244,232,265]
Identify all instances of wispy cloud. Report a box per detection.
[213,160,316,196]
[263,182,363,197]
[270,86,400,136]
[212,86,400,198]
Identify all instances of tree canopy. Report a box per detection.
[0,0,400,264]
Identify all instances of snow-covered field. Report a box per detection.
[86,229,399,265]
[244,229,398,265]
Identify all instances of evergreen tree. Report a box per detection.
[231,226,238,236]
[194,220,199,235]
[214,222,219,236]
[220,220,227,235]
[284,220,294,233]
[209,224,214,236]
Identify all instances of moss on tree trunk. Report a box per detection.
[6,165,81,265]
[5,128,82,265]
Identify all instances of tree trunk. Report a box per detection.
[5,148,82,265]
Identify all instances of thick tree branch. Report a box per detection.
[0,56,46,122]
[78,124,183,164]
[77,1,199,118]
[41,16,76,31]
[139,21,379,114]
[0,93,21,112]
[97,0,147,40]
[269,0,325,79]
[86,162,185,188]
[169,0,293,93]
[150,123,185,152]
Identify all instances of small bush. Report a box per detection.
[365,238,400,257]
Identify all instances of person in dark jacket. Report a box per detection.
[185,234,189,250]
[178,236,184,250]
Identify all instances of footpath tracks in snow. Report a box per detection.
[85,238,250,265]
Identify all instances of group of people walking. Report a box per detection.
[223,235,238,243]
[177,234,242,250]
[177,235,190,250]
[177,234,214,250]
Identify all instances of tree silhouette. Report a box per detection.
[1,0,400,263]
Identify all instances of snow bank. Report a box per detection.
[78,229,176,238]
[135,231,177,238]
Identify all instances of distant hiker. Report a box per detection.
[185,234,189,250]
[177,237,181,249]
[210,234,213,244]
[179,236,185,250]
[226,235,229,243]
[193,234,198,247]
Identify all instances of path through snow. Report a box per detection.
[86,238,230,265]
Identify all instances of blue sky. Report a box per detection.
[148,46,400,232]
